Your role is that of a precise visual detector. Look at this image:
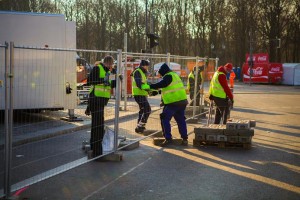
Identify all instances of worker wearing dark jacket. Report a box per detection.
[145,63,188,146]
[187,65,204,106]
[131,60,152,133]
[209,63,234,124]
[87,56,116,158]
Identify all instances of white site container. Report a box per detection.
[282,63,300,86]
[0,11,77,111]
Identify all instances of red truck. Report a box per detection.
[242,53,283,84]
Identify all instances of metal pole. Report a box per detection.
[145,0,148,50]
[114,49,122,151]
[249,30,253,86]
[192,56,199,118]
[4,41,13,199]
[123,33,128,111]
[166,52,170,66]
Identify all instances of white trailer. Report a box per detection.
[0,11,77,111]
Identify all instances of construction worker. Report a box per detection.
[209,63,234,124]
[131,60,152,133]
[87,56,115,158]
[229,69,236,88]
[143,63,188,146]
[187,64,204,106]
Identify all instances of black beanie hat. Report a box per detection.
[140,60,150,66]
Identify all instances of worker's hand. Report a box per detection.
[160,102,164,107]
[149,90,159,96]
[228,99,234,109]
[118,74,123,81]
[199,88,204,94]
[141,83,150,90]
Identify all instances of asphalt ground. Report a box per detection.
[2,82,300,200]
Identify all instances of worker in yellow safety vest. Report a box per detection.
[143,63,188,146]
[86,55,116,158]
[131,60,156,133]
[209,63,234,124]
[187,64,204,106]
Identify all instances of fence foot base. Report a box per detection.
[99,152,123,162]
[60,116,83,122]
[119,140,140,150]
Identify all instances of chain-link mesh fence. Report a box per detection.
[0,43,218,198]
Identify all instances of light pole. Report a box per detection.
[249,30,253,86]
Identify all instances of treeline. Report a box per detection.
[1,0,299,66]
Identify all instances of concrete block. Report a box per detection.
[239,136,252,143]
[194,133,206,141]
[98,152,123,162]
[227,136,239,143]
[223,129,239,136]
[238,129,254,136]
[194,124,225,135]
[118,140,140,150]
[206,135,217,142]
[237,120,250,129]
[250,120,256,127]
[226,121,237,130]
[217,135,227,142]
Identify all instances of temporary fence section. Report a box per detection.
[0,42,218,198]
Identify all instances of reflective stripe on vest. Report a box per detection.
[209,71,226,99]
[132,68,148,96]
[161,72,187,104]
[92,64,111,98]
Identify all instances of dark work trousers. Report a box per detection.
[89,96,109,157]
[161,104,188,140]
[134,95,151,125]
[189,90,201,106]
[212,96,229,124]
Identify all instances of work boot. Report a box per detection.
[135,126,145,133]
[160,139,173,147]
[181,139,188,146]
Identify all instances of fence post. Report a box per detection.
[4,41,14,199]
[114,49,122,151]
[192,56,199,118]
[123,33,128,111]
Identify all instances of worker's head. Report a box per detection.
[140,60,150,70]
[224,63,233,74]
[158,63,171,76]
[103,55,114,68]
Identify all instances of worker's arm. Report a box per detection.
[218,74,233,100]
[87,66,105,86]
[150,74,172,89]
[134,70,143,89]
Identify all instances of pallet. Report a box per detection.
[193,139,251,149]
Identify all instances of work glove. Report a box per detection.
[185,89,190,94]
[160,101,164,107]
[199,88,204,94]
[118,74,123,81]
[141,83,150,90]
[149,90,159,96]
[228,99,234,109]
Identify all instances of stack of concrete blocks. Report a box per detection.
[193,119,256,149]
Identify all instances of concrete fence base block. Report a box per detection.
[98,152,123,162]
[119,140,140,150]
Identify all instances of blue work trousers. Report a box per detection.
[161,104,188,140]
